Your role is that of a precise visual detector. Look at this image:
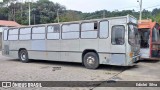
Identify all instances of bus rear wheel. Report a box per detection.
[83,52,99,69]
[19,50,30,63]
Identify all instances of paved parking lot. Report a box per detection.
[0,52,160,90]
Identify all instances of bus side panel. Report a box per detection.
[60,52,81,63]
[99,53,126,66]
[28,40,47,60]
[31,40,46,51]
[60,39,81,62]
[9,41,19,51]
[80,39,98,52]
[99,53,110,64]
[28,51,41,60]
[46,40,60,61]
[8,41,20,58]
[110,54,126,65]
[98,39,111,53]
[2,41,9,56]
[9,51,19,58]
[98,36,111,65]
[80,39,98,51]
[18,41,32,50]
[79,39,99,63]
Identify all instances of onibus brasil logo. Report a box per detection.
[2,82,11,88]
[2,82,42,88]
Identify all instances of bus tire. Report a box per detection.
[83,52,99,69]
[19,50,30,63]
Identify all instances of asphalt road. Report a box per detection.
[0,52,160,90]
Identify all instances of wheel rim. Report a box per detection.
[21,52,26,61]
[86,56,95,65]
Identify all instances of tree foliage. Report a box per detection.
[1,0,160,25]
[0,0,66,25]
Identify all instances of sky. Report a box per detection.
[48,0,160,12]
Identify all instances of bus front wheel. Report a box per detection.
[83,52,99,69]
[19,50,30,63]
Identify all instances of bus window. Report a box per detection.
[8,28,19,40]
[3,30,8,40]
[62,23,79,39]
[32,26,46,40]
[47,25,60,39]
[139,29,150,48]
[81,22,98,38]
[111,26,125,45]
[128,25,140,46]
[152,28,158,42]
[19,27,31,40]
[99,21,109,38]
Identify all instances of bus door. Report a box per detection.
[139,28,150,58]
[110,24,126,65]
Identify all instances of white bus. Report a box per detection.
[2,15,140,69]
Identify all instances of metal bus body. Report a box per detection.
[2,15,140,69]
[138,19,160,60]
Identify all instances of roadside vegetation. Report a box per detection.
[0,0,160,25]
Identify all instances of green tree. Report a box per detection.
[155,13,160,24]
[1,0,160,25]
[58,10,81,22]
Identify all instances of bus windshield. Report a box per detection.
[128,25,140,46]
[152,28,159,42]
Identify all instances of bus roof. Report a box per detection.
[8,15,136,29]
[138,19,157,29]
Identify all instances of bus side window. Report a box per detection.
[94,22,98,29]
[8,28,19,40]
[81,22,98,38]
[3,30,8,40]
[111,26,125,45]
[62,23,79,39]
[47,25,60,40]
[99,21,109,38]
[19,27,31,40]
[32,26,46,40]
[152,28,158,42]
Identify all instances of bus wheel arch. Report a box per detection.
[18,48,27,57]
[82,49,99,69]
[18,48,30,63]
